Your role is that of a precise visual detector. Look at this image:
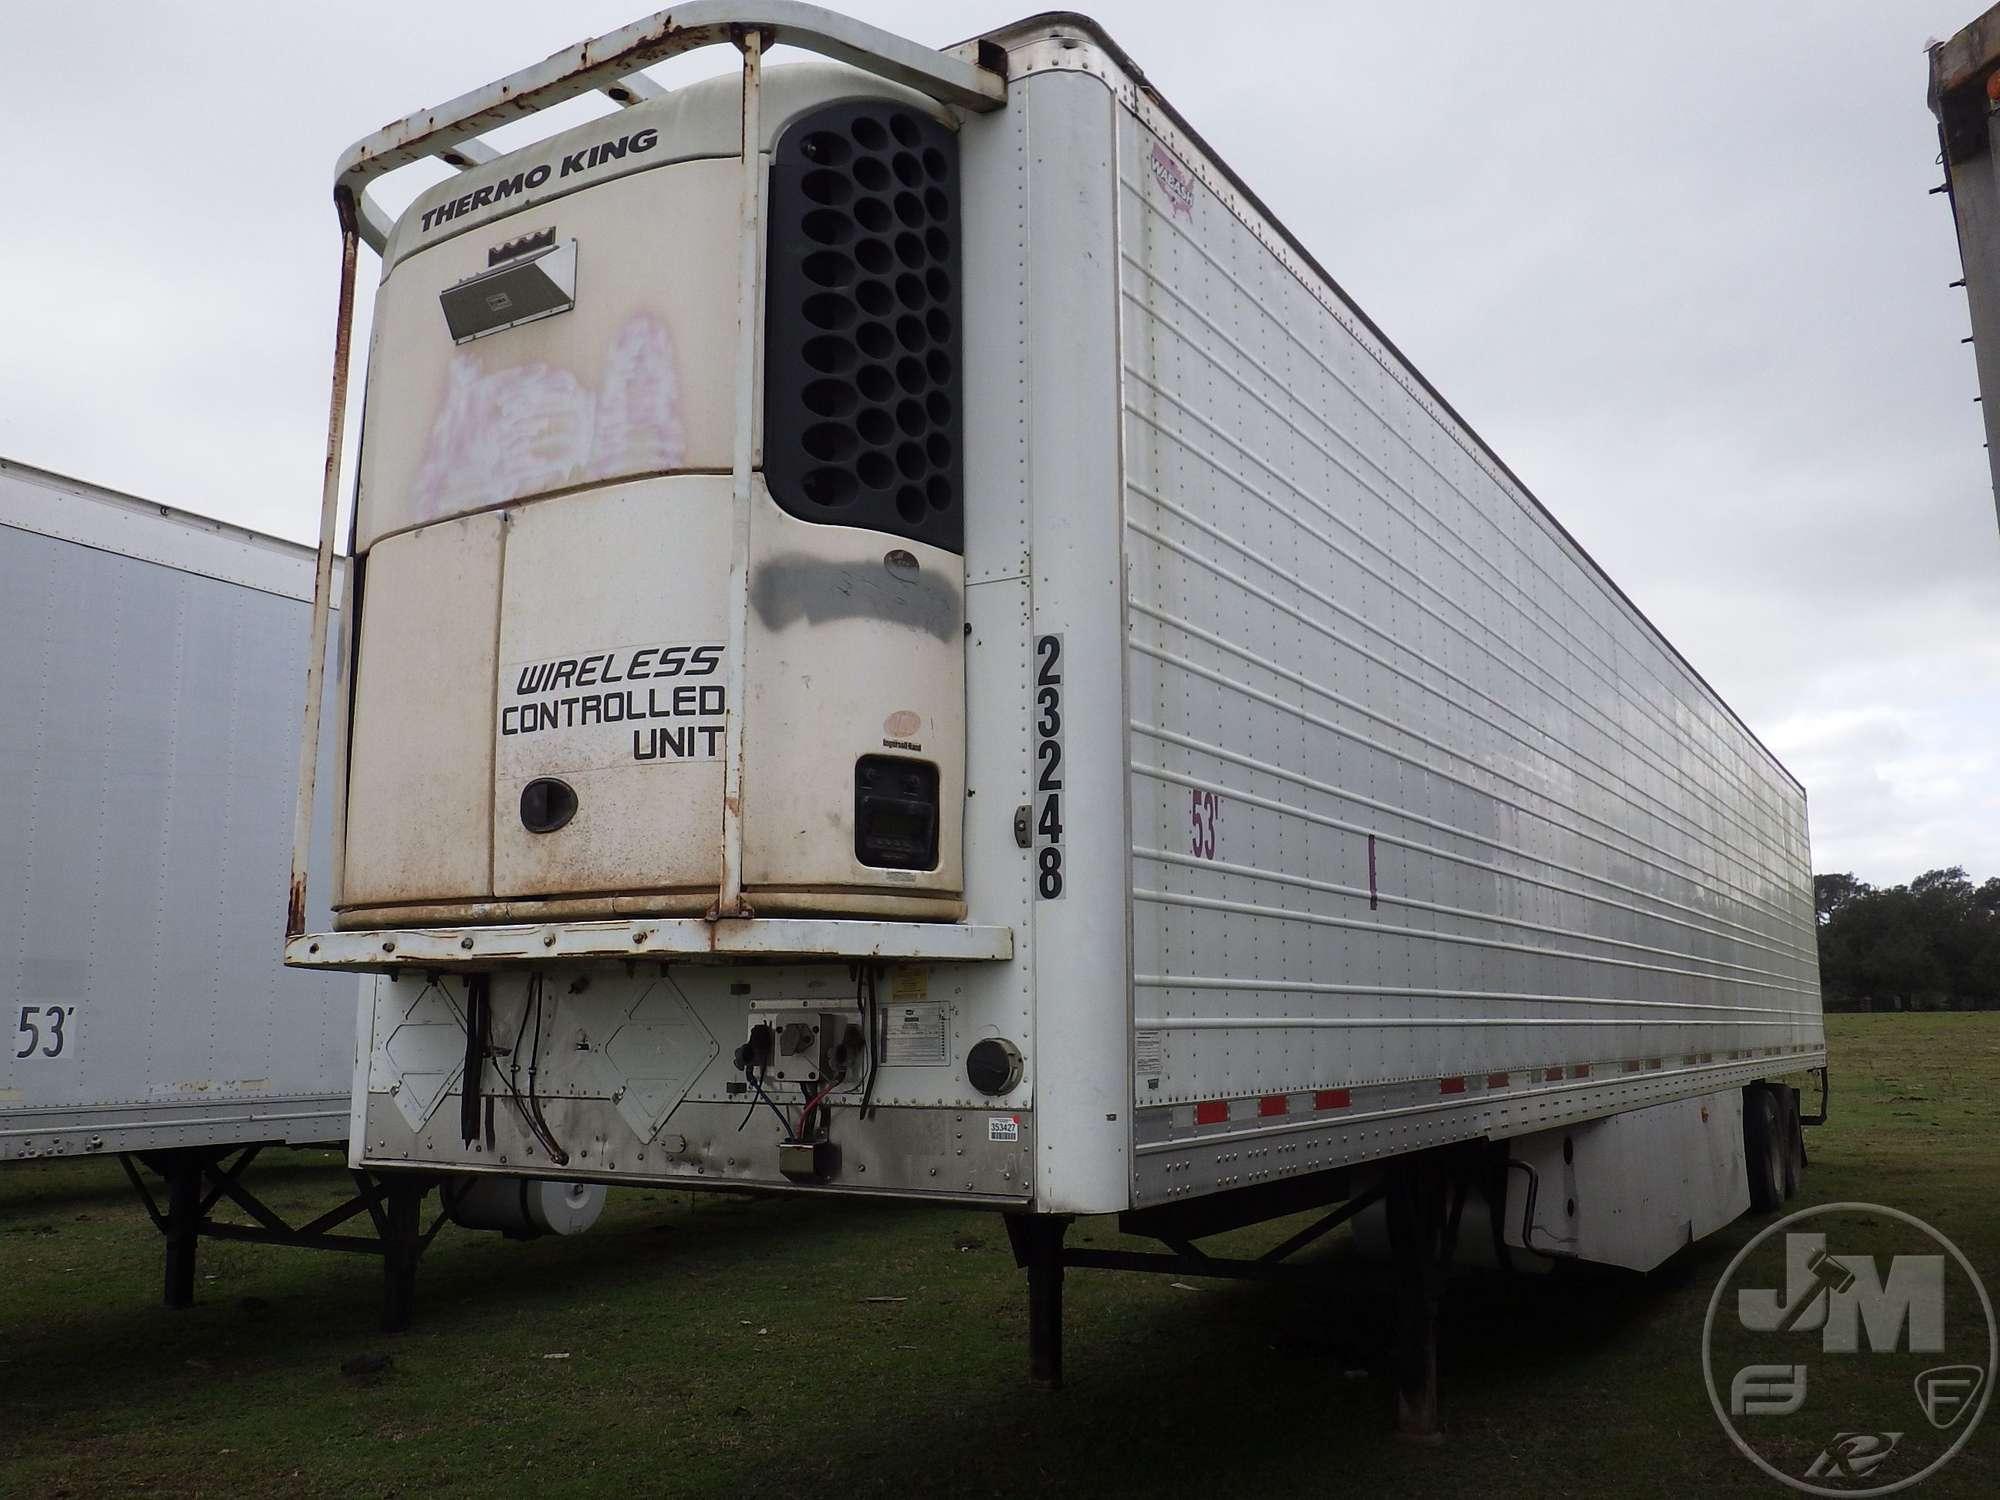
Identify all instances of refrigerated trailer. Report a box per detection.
[0,458,603,1327]
[286,6,1827,1422]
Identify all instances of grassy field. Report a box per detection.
[3,1012,1995,1498]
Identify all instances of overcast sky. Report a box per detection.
[2,1,1994,887]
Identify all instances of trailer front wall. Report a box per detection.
[1091,75,1825,1205]
[0,467,352,1161]
[342,64,1044,1210]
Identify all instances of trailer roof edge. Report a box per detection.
[0,455,344,605]
[971,11,1806,799]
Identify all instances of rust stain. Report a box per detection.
[292,196,362,948]
[323,194,360,495]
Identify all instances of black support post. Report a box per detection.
[161,1149,204,1310]
[1385,1158,1450,1440]
[380,1176,428,1333]
[1007,1214,1070,1391]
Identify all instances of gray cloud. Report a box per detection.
[0,0,1990,885]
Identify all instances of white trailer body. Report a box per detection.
[291,8,1824,1292]
[1,458,353,1161]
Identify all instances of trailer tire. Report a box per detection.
[1743,1085,1785,1214]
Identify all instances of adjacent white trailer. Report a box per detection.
[0,457,353,1161]
[288,6,1827,1419]
[1,458,603,1325]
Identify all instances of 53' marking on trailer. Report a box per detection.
[1033,634,1066,900]
[13,1005,76,1061]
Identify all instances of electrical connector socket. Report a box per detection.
[778,1140,840,1182]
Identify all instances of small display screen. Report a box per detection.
[854,755,939,870]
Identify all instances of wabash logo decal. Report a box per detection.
[420,127,661,234]
[1146,138,1195,219]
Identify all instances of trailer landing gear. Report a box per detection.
[1003,1171,1396,1393]
[1005,1214,1072,1390]
[1004,1163,1472,1435]
[1385,1158,1463,1441]
[120,1147,449,1332]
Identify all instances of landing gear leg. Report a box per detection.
[1006,1214,1072,1391]
[1386,1157,1455,1440]
[161,1148,205,1310]
[380,1175,428,1334]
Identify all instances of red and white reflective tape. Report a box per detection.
[1188,1086,1356,1126]
[1174,1044,1823,1128]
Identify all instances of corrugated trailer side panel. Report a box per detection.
[0,464,353,1161]
[1076,62,1824,1204]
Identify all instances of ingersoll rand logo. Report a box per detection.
[1701,1203,1995,1495]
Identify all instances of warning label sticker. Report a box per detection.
[498,641,727,771]
[987,1116,1020,1144]
[883,1001,947,1067]
[1135,1027,1164,1081]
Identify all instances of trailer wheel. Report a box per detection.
[1743,1085,1785,1213]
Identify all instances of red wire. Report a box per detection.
[795,1079,841,1138]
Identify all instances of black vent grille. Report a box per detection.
[766,102,963,554]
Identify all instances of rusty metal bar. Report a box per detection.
[335,3,1006,253]
[436,139,499,170]
[285,915,1013,971]
[288,191,360,940]
[714,27,764,920]
[603,72,666,107]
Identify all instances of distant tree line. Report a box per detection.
[1814,868,2000,1012]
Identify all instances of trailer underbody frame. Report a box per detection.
[118,1146,451,1332]
[1003,1153,1470,1434]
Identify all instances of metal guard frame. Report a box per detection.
[287,916,1014,972]
[287,4,1007,946]
[336,0,1005,250]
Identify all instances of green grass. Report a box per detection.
[3,1013,1996,1497]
